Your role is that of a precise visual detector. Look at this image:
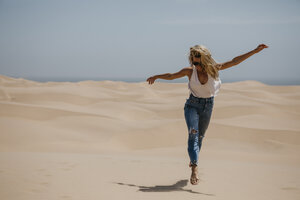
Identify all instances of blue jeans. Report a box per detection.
[184,94,214,166]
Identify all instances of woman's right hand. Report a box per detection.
[146,76,157,85]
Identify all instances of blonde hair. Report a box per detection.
[189,45,220,79]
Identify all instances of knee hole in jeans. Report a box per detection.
[189,128,198,134]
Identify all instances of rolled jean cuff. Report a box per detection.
[190,161,198,166]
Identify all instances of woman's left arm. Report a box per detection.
[218,44,268,70]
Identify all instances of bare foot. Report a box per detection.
[190,164,199,185]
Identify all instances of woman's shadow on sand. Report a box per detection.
[115,179,214,195]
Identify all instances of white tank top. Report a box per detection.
[188,65,221,98]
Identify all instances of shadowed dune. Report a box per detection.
[0,75,299,200]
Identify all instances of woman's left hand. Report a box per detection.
[254,44,268,53]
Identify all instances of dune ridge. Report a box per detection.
[0,75,299,200]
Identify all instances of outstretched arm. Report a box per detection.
[146,67,190,85]
[218,44,268,70]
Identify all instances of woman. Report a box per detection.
[146,44,268,185]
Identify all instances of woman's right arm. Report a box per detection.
[146,67,190,85]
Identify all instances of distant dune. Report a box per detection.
[0,74,299,200]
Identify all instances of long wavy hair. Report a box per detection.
[189,45,220,79]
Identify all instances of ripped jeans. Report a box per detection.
[184,93,214,166]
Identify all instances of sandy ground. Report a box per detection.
[0,75,299,200]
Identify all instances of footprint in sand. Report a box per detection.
[40,182,50,186]
[58,161,69,165]
[44,174,52,177]
[29,188,42,193]
[60,195,72,199]
[58,162,78,171]
[61,168,72,171]
[36,168,52,176]
[281,187,299,191]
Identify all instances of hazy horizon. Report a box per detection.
[1,73,299,86]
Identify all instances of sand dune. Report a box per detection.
[0,75,299,200]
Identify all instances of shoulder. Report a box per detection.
[184,66,193,70]
[180,66,193,75]
[215,63,223,71]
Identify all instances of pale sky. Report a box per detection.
[0,0,299,84]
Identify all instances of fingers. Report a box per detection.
[258,44,269,48]
[146,77,155,85]
[150,78,155,84]
[255,44,268,53]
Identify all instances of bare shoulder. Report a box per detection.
[215,63,223,70]
[179,66,192,79]
[184,66,193,70]
[181,66,193,74]
[171,67,192,79]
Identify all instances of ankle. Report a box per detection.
[190,163,197,168]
